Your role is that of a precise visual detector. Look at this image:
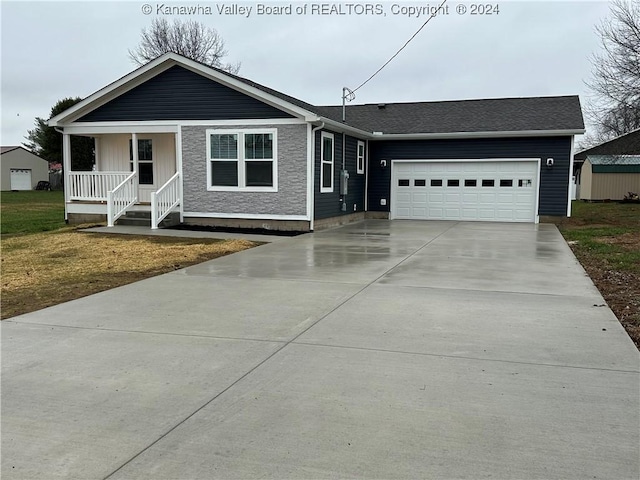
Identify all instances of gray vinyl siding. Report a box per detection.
[368,136,573,216]
[182,124,307,216]
[78,66,294,122]
[314,130,366,220]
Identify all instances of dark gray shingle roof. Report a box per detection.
[55,54,585,136]
[587,155,640,165]
[207,59,584,134]
[316,96,584,134]
[574,130,640,161]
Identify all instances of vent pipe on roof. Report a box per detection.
[378,103,386,109]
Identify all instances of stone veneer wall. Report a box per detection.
[181,124,308,216]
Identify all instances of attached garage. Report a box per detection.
[391,160,539,222]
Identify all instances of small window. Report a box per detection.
[431,179,443,187]
[500,179,513,187]
[356,141,365,174]
[464,179,477,187]
[320,132,334,193]
[518,179,532,187]
[414,179,426,187]
[482,179,495,187]
[398,179,410,186]
[447,179,460,187]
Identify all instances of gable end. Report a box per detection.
[77,65,295,122]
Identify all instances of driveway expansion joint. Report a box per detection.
[102,223,461,479]
[290,341,640,374]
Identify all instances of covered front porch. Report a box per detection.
[63,128,182,229]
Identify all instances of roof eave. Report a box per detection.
[369,129,585,140]
[308,116,374,138]
[574,127,640,156]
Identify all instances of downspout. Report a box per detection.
[567,136,575,217]
[364,139,369,212]
[342,133,347,212]
[310,122,325,231]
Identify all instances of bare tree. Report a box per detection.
[585,0,640,143]
[129,18,240,74]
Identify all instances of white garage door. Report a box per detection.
[10,169,32,191]
[392,160,538,222]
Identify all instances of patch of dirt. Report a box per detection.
[1,231,258,320]
[569,247,640,349]
[595,232,640,250]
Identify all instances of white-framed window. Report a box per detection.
[206,128,277,192]
[129,138,154,185]
[356,140,365,174]
[320,132,334,193]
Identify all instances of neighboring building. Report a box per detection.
[47,53,585,230]
[580,155,640,201]
[1,146,50,191]
[573,129,640,200]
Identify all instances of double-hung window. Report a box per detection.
[356,140,365,174]
[207,129,277,191]
[320,132,334,193]
[129,139,153,185]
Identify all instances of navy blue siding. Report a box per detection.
[78,65,294,122]
[314,130,366,220]
[345,136,366,214]
[368,136,572,216]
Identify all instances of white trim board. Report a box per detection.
[183,212,309,221]
[64,122,583,141]
[567,136,575,217]
[205,127,279,192]
[320,131,335,194]
[372,130,584,140]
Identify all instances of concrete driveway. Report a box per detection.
[2,220,638,479]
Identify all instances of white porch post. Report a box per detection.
[131,133,139,204]
[94,137,100,171]
[175,129,183,222]
[62,133,71,221]
[131,132,138,177]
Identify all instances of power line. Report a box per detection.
[351,0,448,94]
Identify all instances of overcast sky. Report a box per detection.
[1,0,612,146]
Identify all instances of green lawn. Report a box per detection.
[0,190,66,235]
[559,201,640,273]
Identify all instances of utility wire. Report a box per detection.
[351,0,448,94]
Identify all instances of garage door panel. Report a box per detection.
[393,160,538,223]
[10,169,32,191]
[445,193,461,202]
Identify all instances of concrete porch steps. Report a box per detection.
[116,210,181,228]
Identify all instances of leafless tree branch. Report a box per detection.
[585,0,640,141]
[129,18,240,74]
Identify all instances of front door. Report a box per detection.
[130,135,176,203]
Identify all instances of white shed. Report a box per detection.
[1,146,50,191]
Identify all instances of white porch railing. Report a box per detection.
[68,171,131,201]
[151,172,180,229]
[107,172,137,227]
